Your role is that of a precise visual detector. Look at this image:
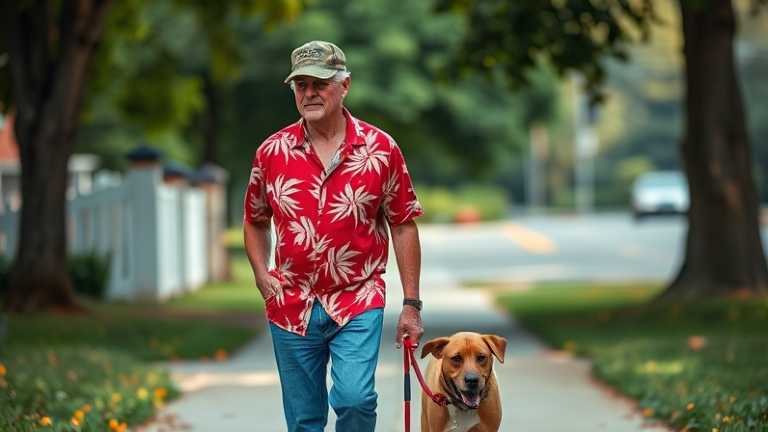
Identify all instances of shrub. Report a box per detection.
[0,253,110,301]
[417,184,510,223]
[68,252,111,300]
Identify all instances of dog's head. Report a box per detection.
[421,332,507,409]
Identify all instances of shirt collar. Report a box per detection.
[293,108,366,149]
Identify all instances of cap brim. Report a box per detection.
[284,65,339,83]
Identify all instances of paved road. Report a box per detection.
[139,212,703,431]
[421,212,691,283]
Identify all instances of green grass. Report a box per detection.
[165,254,263,313]
[1,254,264,430]
[493,282,768,432]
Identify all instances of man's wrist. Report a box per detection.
[403,298,422,311]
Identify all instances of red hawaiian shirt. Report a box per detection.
[243,109,423,335]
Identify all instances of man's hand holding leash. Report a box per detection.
[396,300,424,349]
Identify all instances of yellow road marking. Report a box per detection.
[501,223,558,255]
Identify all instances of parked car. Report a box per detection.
[631,171,689,220]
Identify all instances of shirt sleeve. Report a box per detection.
[382,143,424,225]
[243,151,272,224]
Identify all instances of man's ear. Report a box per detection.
[482,334,508,364]
[421,337,451,359]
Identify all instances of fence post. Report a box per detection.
[195,163,229,283]
[125,146,163,301]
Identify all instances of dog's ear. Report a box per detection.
[421,337,451,359]
[482,334,507,364]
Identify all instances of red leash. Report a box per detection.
[403,337,449,432]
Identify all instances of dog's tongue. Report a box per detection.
[460,392,481,409]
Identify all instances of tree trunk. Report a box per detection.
[2,0,112,312]
[662,0,768,299]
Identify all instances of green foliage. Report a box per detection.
[417,184,509,222]
[77,0,302,171]
[496,282,768,431]
[0,347,178,431]
[68,253,111,301]
[437,0,657,101]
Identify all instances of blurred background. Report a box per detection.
[1,0,767,431]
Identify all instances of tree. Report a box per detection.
[0,0,113,312]
[0,0,300,312]
[440,0,768,298]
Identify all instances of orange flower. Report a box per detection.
[0,363,6,376]
[642,407,654,417]
[154,387,168,399]
[109,419,119,430]
[686,402,695,411]
[73,409,85,421]
[71,417,80,426]
[687,336,707,351]
[215,349,229,362]
[39,416,52,426]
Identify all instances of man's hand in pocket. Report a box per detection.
[256,271,282,300]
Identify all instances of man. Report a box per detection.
[243,40,425,432]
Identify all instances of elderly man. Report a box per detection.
[243,40,424,432]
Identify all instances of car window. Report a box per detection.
[637,173,686,189]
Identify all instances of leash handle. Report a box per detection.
[403,337,450,426]
[403,337,411,432]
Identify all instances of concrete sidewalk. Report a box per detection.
[138,271,669,432]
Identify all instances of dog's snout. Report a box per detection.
[464,372,480,388]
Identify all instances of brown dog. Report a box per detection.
[420,332,507,432]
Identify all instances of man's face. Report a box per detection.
[291,75,349,123]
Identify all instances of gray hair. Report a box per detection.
[289,70,350,92]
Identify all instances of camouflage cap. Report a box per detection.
[284,40,347,84]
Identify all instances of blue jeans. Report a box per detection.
[269,301,384,432]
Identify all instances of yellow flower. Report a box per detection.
[39,416,52,426]
[0,363,6,376]
[73,409,85,421]
[686,402,695,411]
[71,417,80,426]
[111,393,122,403]
[137,387,149,400]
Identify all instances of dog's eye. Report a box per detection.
[450,355,462,364]
[477,355,487,363]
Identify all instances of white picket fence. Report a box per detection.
[0,160,224,301]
